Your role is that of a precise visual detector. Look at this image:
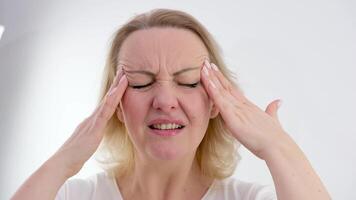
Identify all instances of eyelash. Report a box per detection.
[131,82,153,89]
[131,82,199,89]
[183,82,199,88]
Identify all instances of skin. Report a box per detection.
[201,61,331,199]
[11,27,331,200]
[114,27,219,200]
[11,68,129,200]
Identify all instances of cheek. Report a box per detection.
[121,90,149,127]
[121,87,211,126]
[181,88,212,122]
[179,88,211,149]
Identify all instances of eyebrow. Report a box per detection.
[124,66,201,77]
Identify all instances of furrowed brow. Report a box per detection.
[124,67,201,77]
[124,70,155,78]
[173,67,200,76]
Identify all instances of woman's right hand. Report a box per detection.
[49,68,128,178]
[11,69,127,200]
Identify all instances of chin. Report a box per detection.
[148,143,186,160]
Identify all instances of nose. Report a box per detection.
[152,81,179,113]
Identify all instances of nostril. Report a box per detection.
[152,94,179,112]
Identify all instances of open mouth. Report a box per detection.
[148,123,185,130]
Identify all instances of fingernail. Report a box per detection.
[211,63,219,71]
[119,75,127,84]
[112,73,126,90]
[116,68,123,76]
[204,60,211,69]
[112,71,121,87]
[203,65,209,76]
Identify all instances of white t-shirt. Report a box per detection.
[55,171,277,200]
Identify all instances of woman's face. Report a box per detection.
[117,27,218,161]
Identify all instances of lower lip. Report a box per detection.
[149,128,183,136]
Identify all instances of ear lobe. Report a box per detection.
[116,105,124,123]
[210,103,219,119]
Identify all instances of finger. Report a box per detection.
[111,75,128,104]
[208,61,252,106]
[89,75,128,138]
[208,62,234,93]
[92,69,124,115]
[59,69,127,160]
[91,69,128,130]
[201,61,244,107]
[265,99,282,123]
[200,64,240,112]
[95,74,128,124]
[108,68,124,93]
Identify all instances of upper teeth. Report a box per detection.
[152,123,183,130]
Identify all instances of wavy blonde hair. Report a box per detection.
[96,8,241,180]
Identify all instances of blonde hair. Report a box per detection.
[96,8,241,180]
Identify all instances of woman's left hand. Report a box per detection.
[200,60,291,160]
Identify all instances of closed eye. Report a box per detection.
[179,82,200,88]
[131,82,200,89]
[131,82,153,89]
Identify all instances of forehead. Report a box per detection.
[118,27,209,71]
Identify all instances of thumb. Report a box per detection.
[265,99,282,122]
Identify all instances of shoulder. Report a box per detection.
[55,171,121,200]
[203,176,277,200]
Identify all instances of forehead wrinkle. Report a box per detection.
[124,66,201,79]
[173,67,200,76]
[118,55,205,76]
[118,36,209,73]
[118,56,155,73]
[118,40,209,78]
[119,56,203,74]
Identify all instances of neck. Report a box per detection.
[116,152,213,200]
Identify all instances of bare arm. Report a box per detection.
[11,156,70,200]
[263,134,331,199]
[11,69,128,200]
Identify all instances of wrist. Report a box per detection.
[45,154,78,180]
[260,132,301,162]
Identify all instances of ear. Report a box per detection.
[115,104,124,123]
[210,103,219,119]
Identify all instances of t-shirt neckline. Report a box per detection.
[111,175,216,199]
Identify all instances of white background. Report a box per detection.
[0,0,355,199]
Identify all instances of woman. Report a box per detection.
[12,9,331,200]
